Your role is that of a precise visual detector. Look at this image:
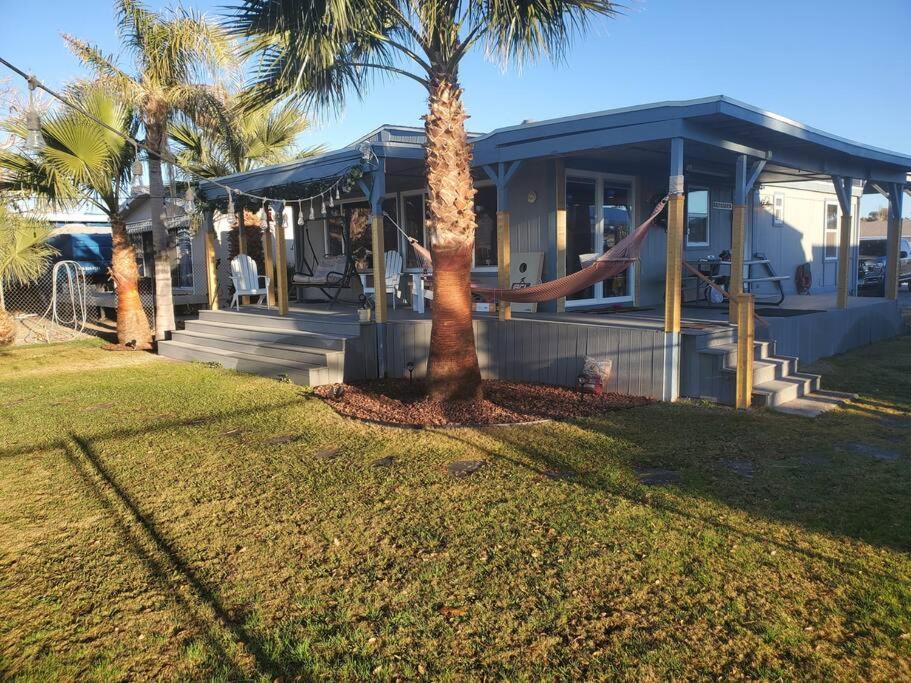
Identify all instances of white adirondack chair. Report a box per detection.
[359,250,404,309]
[229,255,270,310]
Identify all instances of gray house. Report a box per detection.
[161,97,911,408]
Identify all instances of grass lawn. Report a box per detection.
[0,336,909,681]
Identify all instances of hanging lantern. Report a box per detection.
[308,199,315,221]
[130,155,144,193]
[184,185,196,213]
[24,77,45,153]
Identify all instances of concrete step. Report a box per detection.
[720,356,796,385]
[752,372,822,408]
[199,308,362,336]
[699,339,775,366]
[170,330,344,382]
[158,340,331,386]
[184,319,348,351]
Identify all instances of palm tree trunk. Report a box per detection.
[425,78,482,401]
[145,111,177,339]
[109,214,152,349]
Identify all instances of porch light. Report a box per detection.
[24,77,44,153]
[358,141,373,163]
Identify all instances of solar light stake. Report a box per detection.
[577,374,586,400]
[406,361,415,383]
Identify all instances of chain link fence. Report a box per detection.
[1,261,155,346]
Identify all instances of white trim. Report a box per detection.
[824,199,839,261]
[685,187,710,247]
[772,192,785,226]
[563,169,637,307]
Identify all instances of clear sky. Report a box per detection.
[2,0,909,215]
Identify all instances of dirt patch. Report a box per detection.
[314,379,650,427]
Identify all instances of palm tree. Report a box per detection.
[170,94,323,242]
[0,88,153,348]
[0,206,57,346]
[65,0,235,339]
[227,0,618,401]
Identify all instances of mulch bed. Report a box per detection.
[313,378,650,427]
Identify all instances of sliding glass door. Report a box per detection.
[565,172,635,306]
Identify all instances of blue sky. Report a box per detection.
[2,0,909,215]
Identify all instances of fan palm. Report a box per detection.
[0,88,153,348]
[227,0,619,401]
[170,94,323,243]
[65,0,236,339]
[0,207,57,346]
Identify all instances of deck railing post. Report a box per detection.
[203,209,219,311]
[554,159,567,313]
[885,183,904,300]
[496,209,511,320]
[735,292,755,410]
[262,208,276,307]
[272,200,290,316]
[370,213,388,323]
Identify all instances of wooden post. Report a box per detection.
[884,184,903,300]
[729,205,747,323]
[371,213,387,323]
[262,211,276,307]
[836,211,852,308]
[735,292,755,410]
[664,194,685,333]
[203,210,218,311]
[236,210,250,305]
[272,201,289,316]
[555,159,567,313]
[496,212,511,320]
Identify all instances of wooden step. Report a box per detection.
[199,308,362,336]
[170,330,343,382]
[184,319,347,351]
[158,340,331,386]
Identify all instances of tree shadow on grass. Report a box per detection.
[434,412,909,574]
[66,434,273,679]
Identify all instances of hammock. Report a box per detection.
[398,195,669,304]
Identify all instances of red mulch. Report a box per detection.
[313,379,650,427]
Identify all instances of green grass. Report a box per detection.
[0,336,909,681]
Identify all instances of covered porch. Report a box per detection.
[186,97,911,406]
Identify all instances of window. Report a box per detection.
[686,188,710,246]
[473,185,498,267]
[824,201,838,260]
[402,193,426,269]
[169,227,194,289]
[325,198,398,271]
[773,193,784,226]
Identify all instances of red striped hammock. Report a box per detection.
[407,195,669,304]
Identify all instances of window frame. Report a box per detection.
[685,187,711,248]
[824,200,839,261]
[773,193,785,226]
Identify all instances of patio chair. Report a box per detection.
[229,254,270,310]
[360,250,404,309]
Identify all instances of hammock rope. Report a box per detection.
[394,195,669,304]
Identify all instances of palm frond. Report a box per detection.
[0,208,58,289]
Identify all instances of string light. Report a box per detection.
[308,199,315,221]
[226,188,235,216]
[297,200,305,226]
[24,76,45,153]
[260,201,269,230]
[1,57,359,210]
[320,194,326,216]
[184,185,196,213]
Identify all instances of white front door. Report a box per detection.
[565,171,636,307]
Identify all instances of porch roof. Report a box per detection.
[198,95,911,200]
